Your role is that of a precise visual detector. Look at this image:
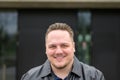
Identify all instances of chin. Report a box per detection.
[54,64,67,69]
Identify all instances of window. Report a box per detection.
[76,11,91,64]
[0,11,17,80]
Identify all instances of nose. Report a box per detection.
[55,47,63,54]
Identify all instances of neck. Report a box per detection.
[51,59,74,79]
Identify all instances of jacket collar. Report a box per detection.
[71,56,83,77]
[40,60,51,77]
[40,56,83,78]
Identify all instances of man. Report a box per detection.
[21,23,105,80]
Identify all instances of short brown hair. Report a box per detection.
[45,23,74,41]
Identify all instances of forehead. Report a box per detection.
[46,30,72,42]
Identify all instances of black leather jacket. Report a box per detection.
[21,56,105,80]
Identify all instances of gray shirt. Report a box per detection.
[21,56,105,80]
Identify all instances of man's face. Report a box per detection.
[46,30,75,69]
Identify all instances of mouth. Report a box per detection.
[54,56,64,62]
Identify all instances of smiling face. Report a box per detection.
[46,30,75,69]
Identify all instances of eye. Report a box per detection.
[61,44,69,48]
[48,45,56,49]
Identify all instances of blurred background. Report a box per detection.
[0,0,120,80]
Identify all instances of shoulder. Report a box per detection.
[21,60,51,80]
[27,65,43,75]
[21,65,43,80]
[80,62,105,80]
[80,62,100,74]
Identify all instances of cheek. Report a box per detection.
[46,49,54,56]
[64,49,74,55]
[69,46,75,52]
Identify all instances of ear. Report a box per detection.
[73,42,75,52]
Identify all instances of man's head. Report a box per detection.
[45,23,74,42]
[45,23,75,69]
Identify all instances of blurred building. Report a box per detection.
[0,0,120,80]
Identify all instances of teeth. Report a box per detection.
[55,56,64,61]
[55,56,64,58]
[56,57,63,58]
